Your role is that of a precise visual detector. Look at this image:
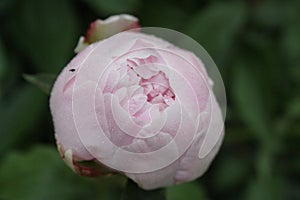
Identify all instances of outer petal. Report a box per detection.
[175,94,224,183]
[50,45,97,161]
[75,14,140,53]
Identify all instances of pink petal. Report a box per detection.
[75,14,140,53]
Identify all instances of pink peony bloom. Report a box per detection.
[50,15,224,190]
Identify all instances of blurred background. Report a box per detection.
[0,0,300,199]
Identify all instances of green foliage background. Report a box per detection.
[0,0,299,199]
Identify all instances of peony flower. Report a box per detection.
[50,14,225,190]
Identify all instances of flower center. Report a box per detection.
[139,71,175,111]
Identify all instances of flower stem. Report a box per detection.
[121,179,166,200]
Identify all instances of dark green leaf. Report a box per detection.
[7,0,79,73]
[0,39,7,82]
[253,1,289,27]
[23,73,56,95]
[243,178,284,200]
[0,0,16,12]
[139,2,187,30]
[282,12,300,80]
[122,179,166,200]
[0,85,47,155]
[287,96,300,119]
[83,0,140,15]
[231,61,270,140]
[213,156,251,190]
[0,145,125,200]
[167,182,207,200]
[184,2,247,65]
[0,39,7,104]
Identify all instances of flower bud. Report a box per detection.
[50,14,225,190]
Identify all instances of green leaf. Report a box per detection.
[0,0,16,12]
[231,60,270,140]
[0,85,47,156]
[23,73,56,95]
[243,178,284,200]
[139,2,187,30]
[0,38,7,82]
[184,2,247,65]
[6,0,79,73]
[0,146,91,200]
[253,1,289,27]
[287,96,300,119]
[282,13,300,75]
[213,156,251,190]
[167,182,207,200]
[122,179,166,200]
[0,145,124,200]
[0,38,7,103]
[83,0,140,15]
